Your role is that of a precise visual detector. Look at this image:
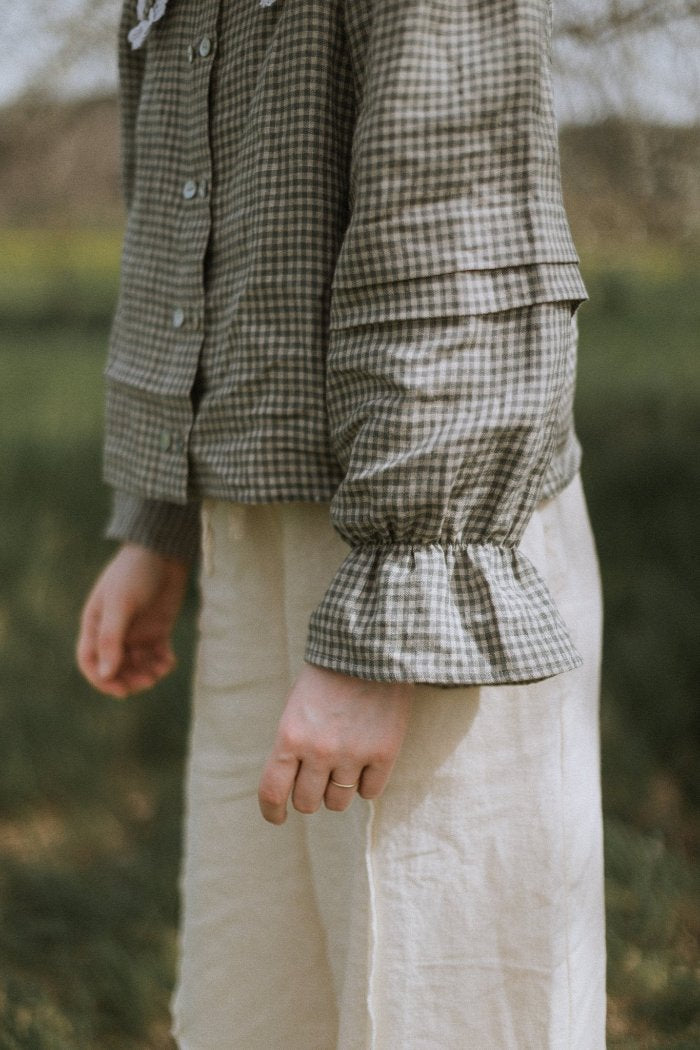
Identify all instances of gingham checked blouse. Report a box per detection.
[103,0,590,686]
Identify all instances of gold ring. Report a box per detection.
[329,778,359,789]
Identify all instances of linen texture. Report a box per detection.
[169,469,607,1049]
[304,301,583,684]
[103,0,590,684]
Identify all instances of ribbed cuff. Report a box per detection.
[104,490,201,563]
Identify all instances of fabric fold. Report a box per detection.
[304,540,583,686]
[303,302,584,687]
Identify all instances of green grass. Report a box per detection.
[574,257,700,1048]
[0,228,123,332]
[0,230,698,1047]
[0,240,194,1046]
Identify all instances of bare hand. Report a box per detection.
[258,662,413,824]
[76,543,190,699]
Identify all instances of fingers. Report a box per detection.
[258,664,413,824]
[258,754,299,826]
[96,597,131,681]
[324,769,364,812]
[76,582,176,699]
[292,762,333,815]
[110,644,177,695]
[76,592,122,696]
[82,643,175,699]
[76,546,187,701]
[76,589,131,698]
[357,763,390,801]
[76,596,100,680]
[260,756,373,823]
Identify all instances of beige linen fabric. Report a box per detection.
[170,470,606,1049]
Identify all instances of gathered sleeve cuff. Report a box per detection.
[104,490,201,564]
[303,304,584,686]
[304,539,582,686]
[301,0,588,686]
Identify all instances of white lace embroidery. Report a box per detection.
[128,0,278,49]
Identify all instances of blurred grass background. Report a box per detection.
[0,94,699,1049]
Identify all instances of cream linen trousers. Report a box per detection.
[169,470,607,1050]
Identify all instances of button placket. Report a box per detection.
[185,32,214,66]
[168,4,216,476]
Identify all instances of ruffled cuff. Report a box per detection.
[304,541,583,686]
[104,491,201,563]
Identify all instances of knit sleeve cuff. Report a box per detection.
[104,490,201,563]
[304,540,583,687]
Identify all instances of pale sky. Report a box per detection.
[1,0,699,125]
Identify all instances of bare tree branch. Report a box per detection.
[558,0,700,43]
[5,0,700,123]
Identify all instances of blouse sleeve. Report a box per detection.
[302,0,586,686]
[104,490,201,563]
[303,303,583,686]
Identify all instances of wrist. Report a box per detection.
[304,660,416,693]
[120,540,191,572]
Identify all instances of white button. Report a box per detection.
[198,36,212,58]
[182,179,198,199]
[172,308,185,328]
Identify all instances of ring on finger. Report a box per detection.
[329,777,359,789]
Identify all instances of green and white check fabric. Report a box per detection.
[304,301,584,685]
[104,0,589,685]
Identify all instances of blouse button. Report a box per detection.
[172,307,185,329]
[182,179,198,200]
[198,36,212,58]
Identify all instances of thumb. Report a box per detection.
[97,600,132,680]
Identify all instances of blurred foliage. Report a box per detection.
[561,121,700,254]
[8,1,700,125]
[577,255,700,811]
[0,228,123,331]
[3,96,700,246]
[0,231,698,1046]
